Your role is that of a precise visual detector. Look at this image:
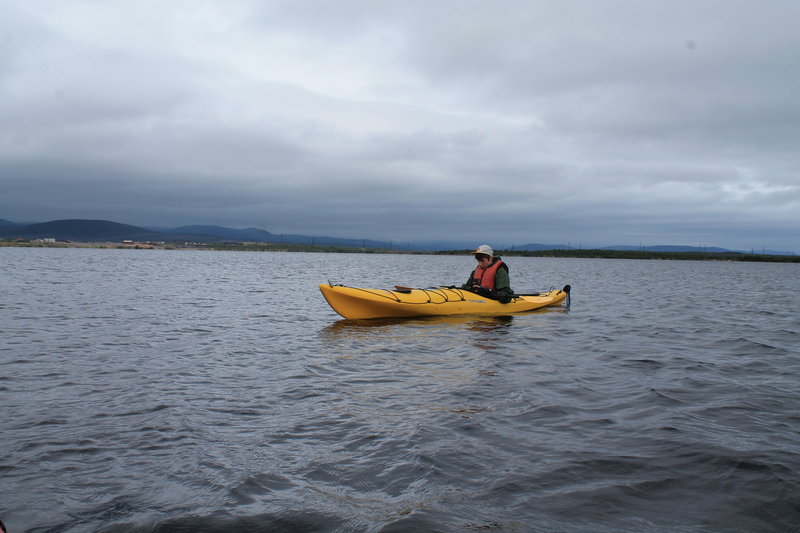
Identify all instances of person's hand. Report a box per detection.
[472,286,491,297]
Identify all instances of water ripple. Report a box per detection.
[1,249,799,532]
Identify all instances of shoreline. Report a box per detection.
[3,240,798,263]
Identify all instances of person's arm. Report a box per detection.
[461,272,475,290]
[493,267,513,302]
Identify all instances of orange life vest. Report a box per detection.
[472,259,505,291]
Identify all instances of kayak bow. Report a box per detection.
[319,284,570,320]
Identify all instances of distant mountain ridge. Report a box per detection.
[601,244,731,253]
[1,219,168,241]
[511,243,730,253]
[157,224,406,249]
[0,219,252,243]
[163,225,277,242]
[0,218,408,248]
[1,217,792,254]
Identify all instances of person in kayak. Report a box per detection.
[461,244,513,303]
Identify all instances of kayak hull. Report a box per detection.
[319,284,570,320]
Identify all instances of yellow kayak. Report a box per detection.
[319,284,571,320]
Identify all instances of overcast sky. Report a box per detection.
[2,1,799,251]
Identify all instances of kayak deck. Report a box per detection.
[319,284,570,320]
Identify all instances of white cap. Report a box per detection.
[471,244,494,256]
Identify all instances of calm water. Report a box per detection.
[1,247,799,532]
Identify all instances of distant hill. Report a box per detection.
[602,245,732,253]
[0,219,403,247]
[514,242,571,251]
[1,217,794,255]
[512,243,739,253]
[162,224,399,248]
[0,219,174,241]
[274,233,397,249]
[164,225,277,241]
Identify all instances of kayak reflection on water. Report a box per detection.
[320,314,518,351]
[323,313,512,330]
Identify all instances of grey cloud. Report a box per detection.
[0,1,798,252]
